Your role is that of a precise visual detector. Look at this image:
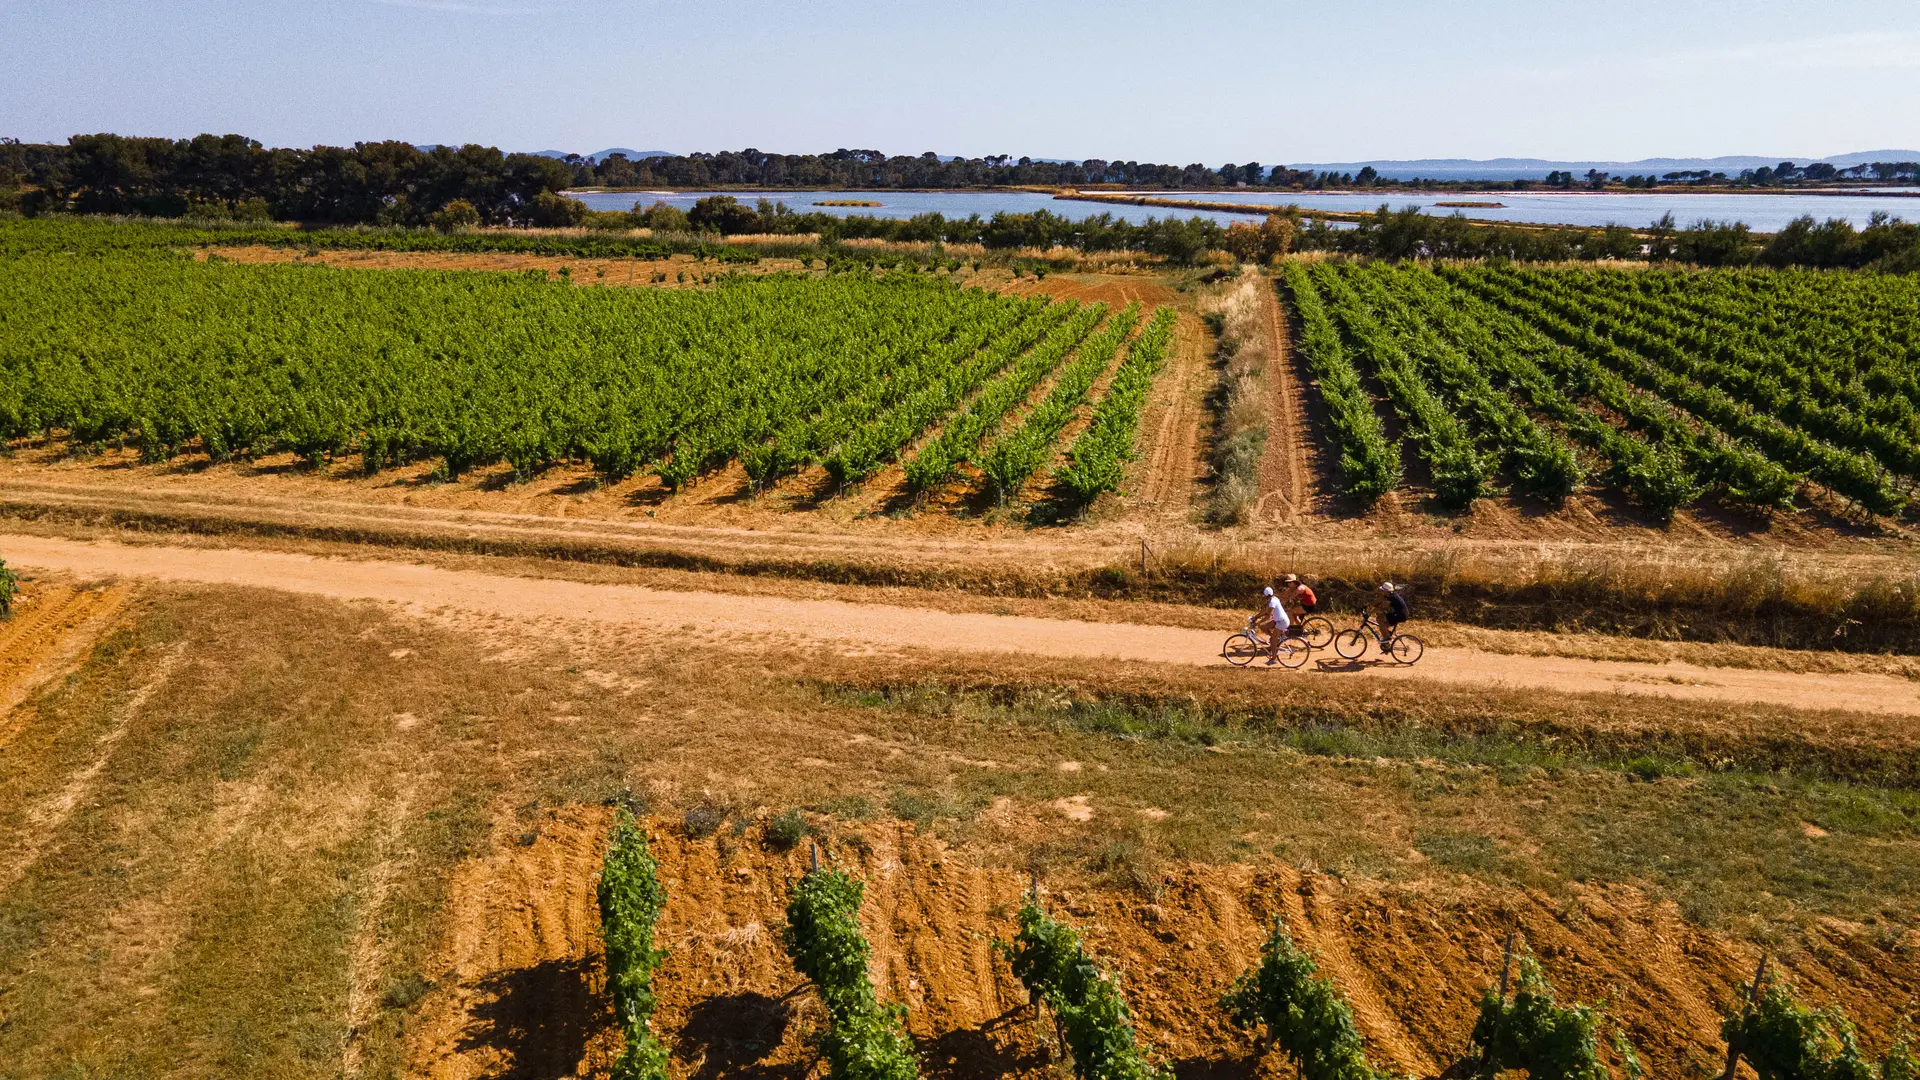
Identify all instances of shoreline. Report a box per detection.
[564,184,1920,199]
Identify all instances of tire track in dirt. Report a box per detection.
[0,582,130,745]
[0,645,181,893]
[7,533,1918,718]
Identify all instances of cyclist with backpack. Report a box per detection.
[1375,581,1409,633]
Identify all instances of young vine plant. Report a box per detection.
[1007,894,1169,1080]
[597,808,671,1080]
[1218,916,1391,1080]
[1723,974,1918,1080]
[782,867,920,1080]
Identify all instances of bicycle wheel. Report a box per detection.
[1389,633,1425,665]
[1222,633,1263,666]
[1299,616,1335,649]
[1276,638,1311,669]
[1333,628,1369,660]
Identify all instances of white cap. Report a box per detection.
[1263,586,1274,596]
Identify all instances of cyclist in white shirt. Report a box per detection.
[1253,585,1291,666]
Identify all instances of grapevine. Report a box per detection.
[1007,894,1169,1080]
[597,809,670,1080]
[1219,916,1388,1080]
[1279,264,1402,504]
[783,867,920,1080]
[979,303,1142,501]
[1056,305,1179,503]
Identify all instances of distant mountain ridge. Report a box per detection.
[1283,151,1920,180]
[528,148,671,163]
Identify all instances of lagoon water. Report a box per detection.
[571,188,1920,232]
[569,188,1254,226]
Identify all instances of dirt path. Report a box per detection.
[7,534,1918,717]
[1252,275,1316,524]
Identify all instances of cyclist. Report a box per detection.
[1276,574,1317,623]
[1375,581,1409,637]
[1253,585,1292,666]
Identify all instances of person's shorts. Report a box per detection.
[1384,614,1405,629]
[1299,600,1318,613]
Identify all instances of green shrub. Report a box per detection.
[766,808,808,851]
[1467,955,1610,1080]
[1723,978,1898,1080]
[783,868,919,1080]
[598,809,670,1080]
[1219,917,1385,1080]
[1007,896,1168,1080]
[0,557,16,618]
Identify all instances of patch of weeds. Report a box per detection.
[813,794,875,821]
[381,972,433,1010]
[683,803,725,839]
[1089,838,1164,900]
[1622,755,1696,782]
[888,788,945,829]
[1415,829,1507,875]
[765,809,808,851]
[215,724,264,781]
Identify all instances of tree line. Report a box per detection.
[0,133,581,225]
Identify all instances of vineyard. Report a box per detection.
[0,243,1173,509]
[1283,263,1920,520]
[581,811,1915,1080]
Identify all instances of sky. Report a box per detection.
[3,0,1917,164]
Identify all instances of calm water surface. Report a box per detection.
[572,188,1920,231]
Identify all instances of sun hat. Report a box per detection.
[1379,581,1396,591]
[1279,573,1298,583]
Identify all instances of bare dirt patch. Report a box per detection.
[199,245,809,287]
[1132,310,1212,518]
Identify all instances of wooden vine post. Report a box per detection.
[1719,954,1770,1080]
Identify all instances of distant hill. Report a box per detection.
[527,148,671,163]
[1282,152,1920,181]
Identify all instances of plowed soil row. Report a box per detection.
[413,806,1918,1080]
[1253,274,1318,524]
[6,533,1918,717]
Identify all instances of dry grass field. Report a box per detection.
[0,549,1917,1079]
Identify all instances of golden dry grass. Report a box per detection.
[1,582,1917,1078]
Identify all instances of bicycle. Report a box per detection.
[1222,617,1310,668]
[1295,612,1335,649]
[1332,611,1425,665]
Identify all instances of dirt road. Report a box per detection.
[6,533,1917,716]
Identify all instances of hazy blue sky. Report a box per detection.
[3,0,1916,163]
